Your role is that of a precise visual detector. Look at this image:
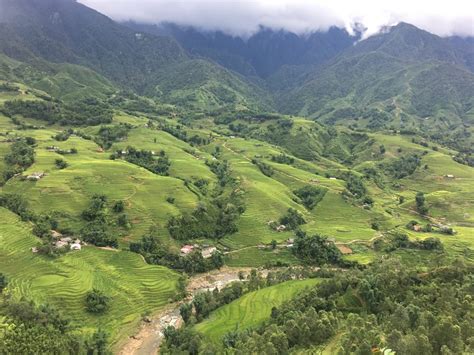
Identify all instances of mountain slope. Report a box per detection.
[0,0,187,92]
[0,0,273,111]
[279,23,474,132]
[127,22,356,79]
[148,59,274,111]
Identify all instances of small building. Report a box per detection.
[413,224,423,232]
[27,172,45,181]
[444,174,455,179]
[46,146,60,152]
[286,238,294,247]
[51,230,63,239]
[180,245,194,255]
[329,177,337,180]
[55,240,68,248]
[70,243,81,251]
[276,225,287,232]
[202,247,217,259]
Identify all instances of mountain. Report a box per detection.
[278,23,474,133]
[127,22,357,79]
[0,0,270,110]
[0,0,187,92]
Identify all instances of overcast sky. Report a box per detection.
[79,0,474,38]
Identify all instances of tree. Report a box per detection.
[270,239,277,249]
[55,158,68,169]
[416,192,428,215]
[0,273,7,293]
[85,289,110,314]
[180,303,193,324]
[279,208,306,230]
[87,328,109,355]
[112,200,125,213]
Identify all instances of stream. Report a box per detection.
[118,267,265,355]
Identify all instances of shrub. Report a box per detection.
[85,289,110,314]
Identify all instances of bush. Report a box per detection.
[85,289,110,313]
[279,208,306,230]
[294,186,327,210]
[55,158,68,169]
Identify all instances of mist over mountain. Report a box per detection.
[126,22,358,78]
[0,0,473,128]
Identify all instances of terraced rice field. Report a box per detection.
[195,278,321,342]
[0,207,179,347]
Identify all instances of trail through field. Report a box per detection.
[118,266,260,355]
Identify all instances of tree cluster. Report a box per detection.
[129,234,224,274]
[293,185,327,210]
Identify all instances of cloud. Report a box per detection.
[78,0,474,38]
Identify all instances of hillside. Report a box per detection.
[129,22,356,79]
[0,0,270,111]
[0,1,473,353]
[279,23,474,134]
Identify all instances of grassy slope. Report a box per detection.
[1,124,199,245]
[195,278,320,342]
[0,207,179,347]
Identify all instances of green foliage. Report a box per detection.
[293,185,327,210]
[0,298,104,354]
[120,147,171,176]
[344,174,367,199]
[279,208,306,230]
[251,159,274,177]
[0,272,7,293]
[383,154,422,179]
[95,125,130,149]
[416,192,429,215]
[55,158,68,169]
[4,139,35,171]
[81,195,108,222]
[130,234,224,274]
[0,193,33,221]
[112,200,125,213]
[168,195,244,240]
[85,289,111,314]
[271,154,294,165]
[80,195,118,248]
[3,98,113,126]
[292,232,343,265]
[206,159,233,187]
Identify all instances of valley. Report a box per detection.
[0,0,472,354]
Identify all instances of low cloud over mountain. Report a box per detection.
[79,0,474,38]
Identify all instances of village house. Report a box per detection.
[276,225,287,232]
[413,224,423,232]
[51,230,63,239]
[46,146,60,152]
[286,238,294,247]
[70,243,81,251]
[444,174,455,179]
[27,172,45,181]
[201,247,217,258]
[180,245,194,255]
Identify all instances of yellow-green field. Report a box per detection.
[195,278,321,342]
[0,207,179,348]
